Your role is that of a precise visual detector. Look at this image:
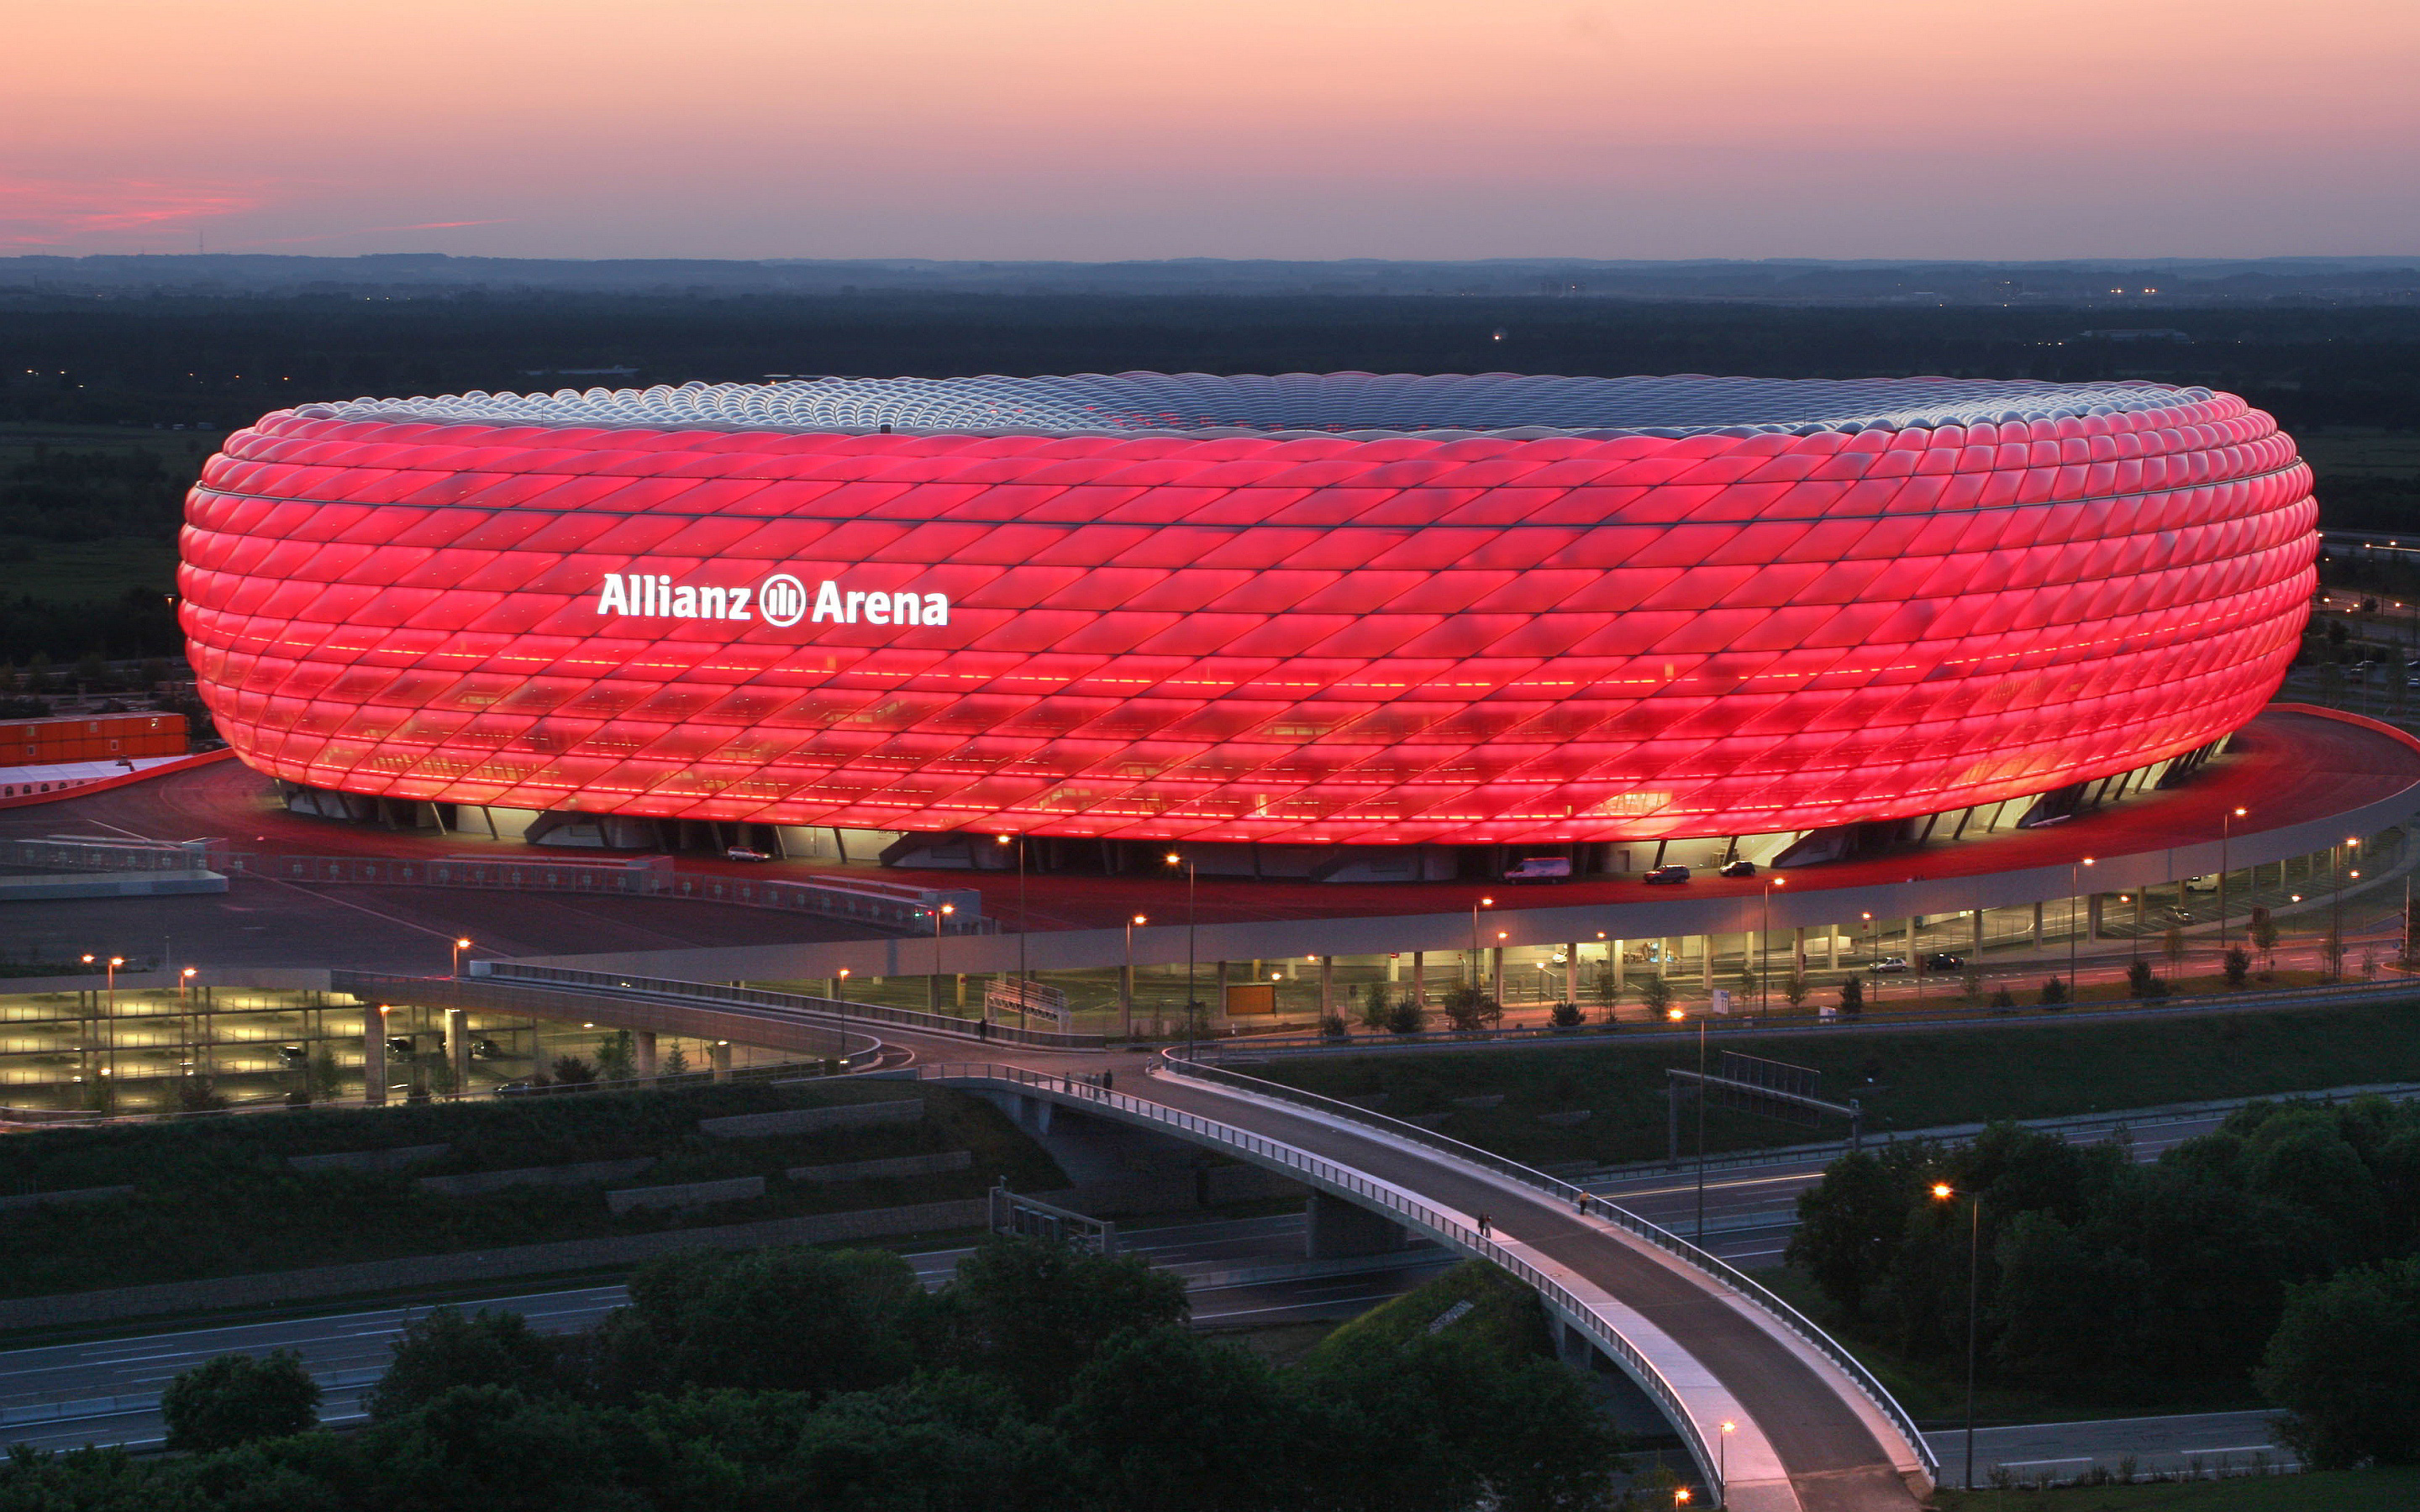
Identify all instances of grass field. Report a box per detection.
[1936,1468,2417,1510]
[1253,998,2420,1169]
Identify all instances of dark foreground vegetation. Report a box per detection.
[3,291,2418,659]
[1787,1098,2420,1467]
[0,1247,1625,1512]
[0,1079,1061,1299]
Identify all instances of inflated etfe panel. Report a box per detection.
[180,373,2317,845]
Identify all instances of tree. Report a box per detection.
[309,1043,343,1101]
[1782,973,1810,1012]
[2163,926,2187,974]
[1988,986,2018,1011]
[1836,975,1862,1017]
[550,1054,597,1086]
[1960,967,1984,1005]
[161,1351,321,1452]
[934,1236,1189,1414]
[2038,976,2069,1008]
[594,1030,634,1081]
[611,1246,928,1400]
[1548,999,1583,1029]
[2258,1258,2420,1468]
[2223,946,2252,989]
[1786,1149,1913,1319]
[2124,958,2165,1000]
[1385,996,1427,1035]
[1439,984,1499,1033]
[1359,982,1392,1032]
[1636,974,1675,1019]
[661,1040,689,1077]
[366,1308,568,1421]
[1060,1326,1298,1512]
[2252,911,2281,973]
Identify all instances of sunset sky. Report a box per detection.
[5,0,2417,261]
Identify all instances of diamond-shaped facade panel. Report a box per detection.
[180,373,2317,845]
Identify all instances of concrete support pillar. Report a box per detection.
[1793,926,1807,979]
[1701,937,1713,992]
[1304,1193,1409,1258]
[1318,955,1334,1021]
[1902,917,1916,958]
[1971,911,1985,954]
[2087,895,2105,939]
[1490,946,1504,1001]
[1613,941,1627,991]
[1828,930,1841,969]
[1388,953,1402,984]
[1565,943,1578,1003]
[633,1029,658,1079]
[444,1008,470,1095]
[1216,961,1230,1026]
[2135,892,2146,934]
[710,1040,732,1083]
[2032,900,2045,948]
[1410,952,1425,1005]
[362,1004,388,1105]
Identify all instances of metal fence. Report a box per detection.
[913,1060,1728,1503]
[1155,1048,1940,1487]
[472,963,1105,1051]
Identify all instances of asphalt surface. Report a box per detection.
[0,1210,1450,1454]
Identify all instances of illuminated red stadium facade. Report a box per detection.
[182,373,2317,854]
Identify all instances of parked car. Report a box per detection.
[1868,956,1910,973]
[1644,865,1691,885]
[276,1043,308,1067]
[494,1080,539,1097]
[1504,856,1573,884]
[385,1035,416,1058]
[1718,859,1757,878]
[725,846,773,863]
[1923,952,1965,971]
[471,1037,504,1060]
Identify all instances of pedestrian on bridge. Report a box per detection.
[1477,1211,1491,1237]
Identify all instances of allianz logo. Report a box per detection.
[594,571,950,630]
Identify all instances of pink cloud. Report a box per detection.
[0,176,267,248]
[244,218,512,246]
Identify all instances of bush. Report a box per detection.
[1549,1000,1583,1029]
[2039,975,2070,1007]
[1837,976,1863,1017]
[1319,1011,1349,1039]
[1357,983,1392,1031]
[366,1308,567,1421]
[2224,947,2252,989]
[1439,985,1500,1033]
[2124,959,2160,1000]
[1385,997,1427,1035]
[161,1351,320,1452]
[1988,986,2018,1011]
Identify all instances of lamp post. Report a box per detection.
[2217,807,2247,949]
[1165,853,1197,1052]
[1122,914,1146,1039]
[2069,858,2095,995]
[1859,913,1875,1005]
[834,967,851,1011]
[1933,1181,1981,1491]
[2333,839,2360,980]
[180,966,198,1083]
[1670,1004,1707,1245]
[451,937,472,976]
[995,834,1027,1029]
[1760,878,1786,1022]
[1470,895,1494,1000]
[104,955,124,1081]
[929,903,955,1013]
[1718,1420,1735,1508]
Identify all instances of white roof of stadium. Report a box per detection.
[297,371,2213,440]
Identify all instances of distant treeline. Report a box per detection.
[6,292,2420,434]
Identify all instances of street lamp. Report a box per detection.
[2217,807,2248,948]
[2069,858,2095,995]
[180,966,198,1081]
[1718,1420,1735,1508]
[929,903,955,1013]
[1122,914,1147,1039]
[1670,1004,1708,1245]
[104,956,124,1080]
[996,834,1027,1026]
[1760,877,1786,1022]
[1165,853,1198,1053]
[834,966,851,1008]
[451,937,472,976]
[1933,1181,1981,1491]
[1470,895,1494,999]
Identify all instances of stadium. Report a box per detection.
[180,372,2317,879]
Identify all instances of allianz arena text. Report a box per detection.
[180,372,2317,847]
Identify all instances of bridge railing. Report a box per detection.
[913,1061,1725,1502]
[1160,1049,1939,1483]
[471,963,1106,1051]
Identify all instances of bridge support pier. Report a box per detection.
[709,1041,731,1083]
[633,1030,657,1079]
[443,1009,469,1095]
[362,1004,387,1105]
[1304,1193,1409,1258]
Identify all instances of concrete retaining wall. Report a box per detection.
[606,1175,765,1214]
[697,1101,922,1138]
[0,1196,997,1330]
[787,1150,972,1184]
[415,1159,657,1196]
[286,1143,451,1173]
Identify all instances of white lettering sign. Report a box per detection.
[594,570,947,630]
